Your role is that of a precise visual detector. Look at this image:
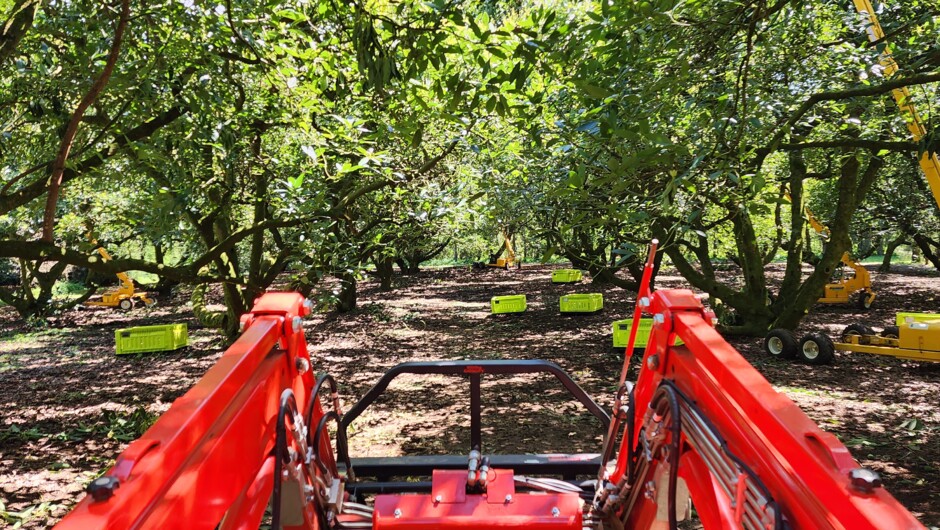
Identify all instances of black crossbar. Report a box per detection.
[339,360,610,454]
[350,453,602,480]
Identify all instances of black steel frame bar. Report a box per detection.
[349,453,602,479]
[339,360,610,452]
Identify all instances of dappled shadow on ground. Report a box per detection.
[1,263,938,527]
[0,290,227,526]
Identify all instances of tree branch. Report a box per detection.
[756,71,940,168]
[0,104,189,215]
[779,140,917,151]
[42,0,131,241]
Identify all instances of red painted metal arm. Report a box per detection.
[55,293,315,530]
[617,288,924,529]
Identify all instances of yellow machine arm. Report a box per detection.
[85,234,154,309]
[802,205,830,240]
[853,0,940,210]
[502,230,516,265]
[92,244,136,292]
[799,200,864,273]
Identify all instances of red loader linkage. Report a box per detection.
[55,244,925,530]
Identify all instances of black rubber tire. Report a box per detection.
[856,292,874,310]
[881,326,900,339]
[764,329,798,359]
[840,323,874,343]
[798,333,835,365]
[119,299,133,311]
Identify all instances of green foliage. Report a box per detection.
[0,0,937,328]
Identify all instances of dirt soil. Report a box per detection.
[1,263,938,528]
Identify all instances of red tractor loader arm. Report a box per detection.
[55,252,924,529]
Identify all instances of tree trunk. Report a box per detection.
[374,256,395,290]
[910,232,940,271]
[337,272,357,312]
[879,235,905,272]
[0,0,41,66]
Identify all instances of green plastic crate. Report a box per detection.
[551,269,583,284]
[560,293,603,313]
[491,294,527,314]
[895,312,940,327]
[116,323,189,355]
[612,318,683,349]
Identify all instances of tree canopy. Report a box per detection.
[0,0,938,335]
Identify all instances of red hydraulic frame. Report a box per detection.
[599,241,924,530]
[55,293,319,530]
[55,252,927,529]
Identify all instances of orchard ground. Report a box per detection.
[1,263,938,528]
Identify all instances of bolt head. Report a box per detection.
[295,357,310,374]
[639,297,650,307]
[292,316,303,333]
[551,507,560,517]
[302,298,314,313]
[646,354,660,370]
[393,508,402,518]
[849,468,882,493]
[653,313,665,324]
[87,476,120,502]
[434,495,442,503]
[504,494,512,503]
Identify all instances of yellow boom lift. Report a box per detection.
[764,0,940,365]
[474,231,519,269]
[800,200,876,309]
[84,238,155,310]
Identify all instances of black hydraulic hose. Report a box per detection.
[311,410,346,477]
[305,374,339,428]
[272,388,298,530]
[657,384,681,530]
[305,374,353,472]
[661,380,783,530]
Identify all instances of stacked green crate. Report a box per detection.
[895,312,940,326]
[491,295,527,314]
[612,318,683,349]
[116,324,189,355]
[559,293,603,313]
[551,269,583,284]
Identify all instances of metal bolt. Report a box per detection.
[644,480,656,500]
[87,476,120,502]
[639,297,650,307]
[292,316,303,333]
[238,320,246,333]
[394,508,402,518]
[504,494,512,503]
[653,313,665,324]
[849,468,882,493]
[302,298,314,313]
[434,495,442,503]
[295,357,310,374]
[647,355,660,370]
[551,507,560,517]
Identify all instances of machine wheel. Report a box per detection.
[881,326,900,339]
[764,329,798,359]
[119,299,133,311]
[855,292,874,310]
[840,323,874,343]
[798,333,835,365]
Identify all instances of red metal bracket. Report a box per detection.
[55,293,317,530]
